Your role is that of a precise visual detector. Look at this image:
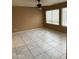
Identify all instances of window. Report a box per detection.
[62,8,67,26]
[45,7,67,27]
[46,9,59,25]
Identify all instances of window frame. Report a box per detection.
[45,7,67,27]
[43,2,67,27]
[61,7,67,27]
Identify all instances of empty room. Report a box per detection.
[12,0,67,59]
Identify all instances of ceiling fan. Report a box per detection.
[37,0,42,8]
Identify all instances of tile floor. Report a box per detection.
[12,28,67,59]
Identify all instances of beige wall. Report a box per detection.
[12,7,43,32]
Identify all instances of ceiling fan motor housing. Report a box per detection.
[37,0,40,2]
[37,3,41,8]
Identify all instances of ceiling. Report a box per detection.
[12,0,67,7]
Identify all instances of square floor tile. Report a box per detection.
[30,47,44,57]
[48,41,60,48]
[55,43,66,54]
[39,43,52,52]
[58,54,66,59]
[35,53,52,59]
[16,46,29,55]
[27,43,39,49]
[14,39,25,48]
[17,53,34,59]
[46,48,63,59]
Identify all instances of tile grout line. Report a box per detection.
[21,33,52,58]
[12,28,66,59]
[21,36,36,59]
[25,30,64,58]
